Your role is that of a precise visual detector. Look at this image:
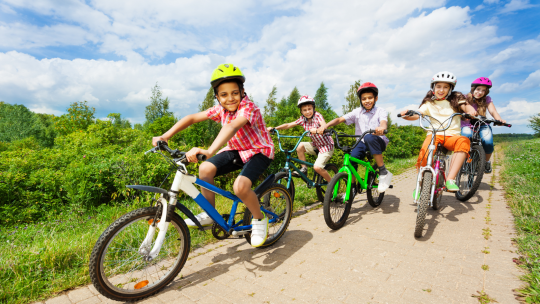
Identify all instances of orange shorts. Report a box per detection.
[416,135,470,168]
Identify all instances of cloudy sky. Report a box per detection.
[0,0,539,133]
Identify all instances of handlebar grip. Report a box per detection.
[397,114,402,117]
[368,129,388,134]
[197,154,207,161]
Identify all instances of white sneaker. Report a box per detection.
[250,214,268,247]
[185,212,214,228]
[377,171,393,193]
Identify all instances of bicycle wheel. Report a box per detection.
[315,163,339,202]
[366,171,385,207]
[244,183,293,247]
[414,171,432,238]
[432,171,444,210]
[455,145,486,201]
[323,172,353,230]
[274,171,295,202]
[89,207,190,301]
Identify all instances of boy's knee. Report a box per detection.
[199,162,216,178]
[314,166,323,172]
[233,177,252,196]
[297,143,305,152]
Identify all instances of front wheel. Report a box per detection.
[432,171,444,210]
[315,163,339,202]
[274,172,295,202]
[455,145,486,201]
[244,183,293,248]
[414,171,432,238]
[89,207,190,301]
[366,171,385,207]
[323,172,353,230]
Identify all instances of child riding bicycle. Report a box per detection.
[267,95,334,182]
[321,82,392,194]
[399,71,476,196]
[460,77,507,173]
[151,64,274,247]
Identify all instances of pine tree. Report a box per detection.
[342,80,362,115]
[199,87,215,111]
[287,87,301,107]
[144,82,174,126]
[263,86,278,119]
[314,82,329,110]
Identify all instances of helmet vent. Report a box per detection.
[233,67,236,71]
[224,64,229,68]
[218,69,224,72]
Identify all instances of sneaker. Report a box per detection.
[446,180,459,192]
[292,167,307,177]
[377,171,393,192]
[185,212,214,228]
[250,214,268,247]
[413,189,420,200]
[485,161,492,174]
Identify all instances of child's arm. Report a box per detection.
[152,112,209,146]
[374,120,388,136]
[267,122,297,131]
[399,109,422,121]
[318,117,345,133]
[459,103,477,116]
[487,103,506,123]
[185,116,249,162]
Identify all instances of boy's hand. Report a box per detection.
[374,127,386,136]
[152,136,167,147]
[310,128,317,134]
[186,147,211,163]
[267,127,273,131]
[316,126,326,135]
[466,109,478,116]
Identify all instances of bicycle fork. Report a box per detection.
[139,195,175,261]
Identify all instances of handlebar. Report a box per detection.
[271,130,313,153]
[325,129,387,152]
[465,115,512,128]
[146,141,207,163]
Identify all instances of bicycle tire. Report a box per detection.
[89,207,190,301]
[274,172,295,202]
[366,171,385,207]
[323,172,353,230]
[414,171,432,238]
[455,145,486,202]
[244,183,293,248]
[315,163,339,202]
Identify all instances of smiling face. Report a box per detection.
[300,104,314,119]
[473,85,488,99]
[360,92,377,110]
[433,82,451,100]
[216,81,244,111]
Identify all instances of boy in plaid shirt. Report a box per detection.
[267,95,334,182]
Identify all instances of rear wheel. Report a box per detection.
[455,145,486,201]
[274,172,295,202]
[414,171,432,238]
[315,163,339,202]
[366,171,385,207]
[323,172,353,230]
[244,183,293,247]
[89,207,190,301]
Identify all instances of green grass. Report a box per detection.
[0,155,417,304]
[499,137,540,303]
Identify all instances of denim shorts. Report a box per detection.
[461,125,494,154]
[206,151,272,185]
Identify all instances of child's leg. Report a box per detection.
[443,136,471,180]
[313,149,334,182]
[416,135,434,169]
[480,125,494,162]
[364,134,386,168]
[199,162,217,207]
[201,151,242,207]
[350,142,368,183]
[234,153,273,220]
[296,143,308,169]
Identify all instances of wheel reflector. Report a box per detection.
[273,192,281,198]
[134,280,149,289]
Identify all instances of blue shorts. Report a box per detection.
[350,134,386,168]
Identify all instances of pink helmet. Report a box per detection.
[471,77,492,88]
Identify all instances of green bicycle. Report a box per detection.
[322,129,391,230]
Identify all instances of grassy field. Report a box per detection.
[0,155,417,304]
[498,137,540,303]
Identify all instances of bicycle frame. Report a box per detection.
[334,154,377,201]
[273,130,327,188]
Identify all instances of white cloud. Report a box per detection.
[484,0,499,4]
[496,100,540,124]
[499,0,538,14]
[496,69,540,93]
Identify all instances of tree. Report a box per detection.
[144,83,174,126]
[107,113,132,129]
[199,87,215,111]
[263,86,278,119]
[287,87,301,107]
[529,113,540,137]
[0,102,45,143]
[54,101,96,136]
[342,80,362,115]
[314,82,330,111]
[180,86,220,147]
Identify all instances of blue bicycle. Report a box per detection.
[89,141,292,301]
[271,129,339,202]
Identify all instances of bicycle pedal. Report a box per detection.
[389,185,393,189]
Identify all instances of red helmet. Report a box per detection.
[357,82,379,99]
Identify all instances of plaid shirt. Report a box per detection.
[294,112,334,153]
[206,96,274,163]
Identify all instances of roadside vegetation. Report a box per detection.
[2,81,423,303]
[498,134,540,303]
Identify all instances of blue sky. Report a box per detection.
[0,0,539,133]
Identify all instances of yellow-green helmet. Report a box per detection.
[210,64,245,88]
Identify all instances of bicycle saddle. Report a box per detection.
[437,144,451,155]
[233,155,244,167]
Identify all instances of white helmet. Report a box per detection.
[431,71,457,99]
[297,95,315,108]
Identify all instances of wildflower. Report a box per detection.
[83,155,86,158]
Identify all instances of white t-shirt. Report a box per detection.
[418,99,463,136]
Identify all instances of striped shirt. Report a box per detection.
[206,96,274,163]
[294,112,334,153]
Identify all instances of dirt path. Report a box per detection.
[40,153,523,304]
